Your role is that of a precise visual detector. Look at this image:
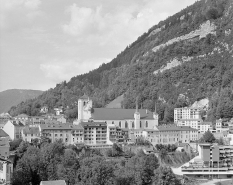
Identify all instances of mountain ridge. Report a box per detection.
[8,0,233,123]
[0,89,43,113]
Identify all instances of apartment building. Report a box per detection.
[21,127,40,142]
[182,143,233,179]
[174,107,201,123]
[0,157,13,184]
[177,119,202,130]
[147,125,198,146]
[81,122,109,146]
[39,124,84,145]
[198,122,212,133]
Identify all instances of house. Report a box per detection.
[40,106,48,114]
[0,157,13,183]
[0,113,12,121]
[0,129,10,159]
[21,127,40,142]
[54,107,63,116]
[3,120,24,140]
[40,180,66,185]
[176,143,191,153]
[75,95,159,130]
[198,122,212,133]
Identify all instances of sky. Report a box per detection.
[0,0,197,92]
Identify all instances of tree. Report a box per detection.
[154,166,181,185]
[9,139,23,151]
[57,149,80,185]
[12,146,41,185]
[76,157,115,185]
[199,130,216,143]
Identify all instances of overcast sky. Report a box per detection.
[0,0,197,92]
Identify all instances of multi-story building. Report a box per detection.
[81,122,109,146]
[0,157,13,184]
[181,143,233,179]
[177,119,202,130]
[0,129,10,159]
[75,95,159,130]
[174,107,201,123]
[198,122,212,133]
[147,125,198,146]
[3,120,24,140]
[108,125,124,143]
[39,124,84,145]
[21,127,40,142]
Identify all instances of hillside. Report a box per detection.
[0,89,43,113]
[9,0,233,123]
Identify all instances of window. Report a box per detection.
[140,121,142,128]
[119,121,121,128]
[125,121,128,128]
[112,121,114,124]
[31,134,33,137]
[60,134,62,136]
[55,134,57,137]
[146,121,148,127]
[132,122,134,128]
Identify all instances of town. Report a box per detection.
[1,95,233,184]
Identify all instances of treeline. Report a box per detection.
[11,140,184,185]
[8,0,233,123]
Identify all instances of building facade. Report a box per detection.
[75,95,159,130]
[174,107,201,123]
[3,120,24,140]
[147,125,198,146]
[182,143,233,179]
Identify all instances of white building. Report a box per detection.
[3,120,24,140]
[21,127,40,142]
[174,107,201,123]
[177,119,202,130]
[198,122,212,133]
[0,157,13,184]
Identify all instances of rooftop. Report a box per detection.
[80,122,107,127]
[92,108,154,120]
[0,129,9,138]
[156,125,198,131]
[40,180,66,185]
[40,124,83,130]
[23,127,40,135]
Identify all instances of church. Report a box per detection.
[74,95,159,129]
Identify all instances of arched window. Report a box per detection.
[125,121,128,128]
[146,121,148,127]
[140,121,142,128]
[132,122,134,128]
[119,121,121,128]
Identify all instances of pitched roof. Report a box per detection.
[40,124,83,130]
[40,180,66,185]
[92,108,154,120]
[156,125,198,131]
[0,129,9,137]
[23,127,40,134]
[80,122,107,127]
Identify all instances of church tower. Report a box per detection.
[134,97,140,129]
[76,94,92,124]
[153,102,159,127]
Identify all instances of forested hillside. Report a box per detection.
[0,89,43,113]
[9,0,233,123]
